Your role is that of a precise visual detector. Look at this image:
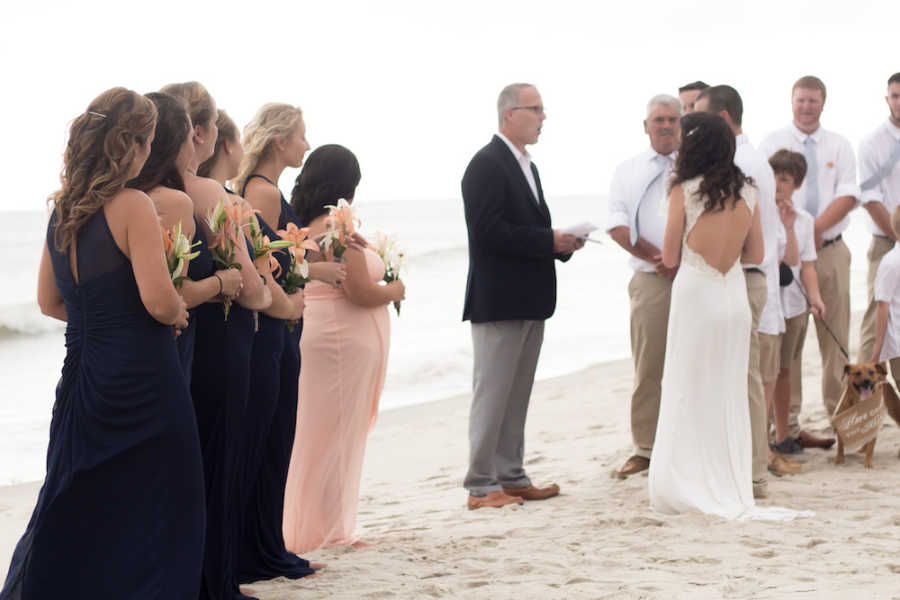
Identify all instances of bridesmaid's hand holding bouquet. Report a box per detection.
[205,197,245,319]
[277,222,320,332]
[320,198,360,261]
[373,231,406,315]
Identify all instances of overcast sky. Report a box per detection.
[1,0,896,212]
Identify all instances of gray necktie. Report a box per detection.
[860,137,900,191]
[803,136,819,215]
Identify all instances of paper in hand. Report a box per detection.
[560,221,600,239]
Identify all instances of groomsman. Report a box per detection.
[607,94,681,478]
[461,83,583,510]
[759,76,858,434]
[860,72,900,362]
[695,85,779,497]
[678,81,709,114]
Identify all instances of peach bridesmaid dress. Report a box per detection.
[283,248,390,553]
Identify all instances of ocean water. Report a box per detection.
[0,197,871,485]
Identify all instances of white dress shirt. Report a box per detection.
[859,119,900,236]
[758,123,858,242]
[735,134,783,334]
[496,132,539,203]
[780,208,817,320]
[606,148,675,272]
[874,244,900,361]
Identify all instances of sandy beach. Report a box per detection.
[3,313,900,599]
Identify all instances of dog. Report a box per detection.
[833,362,900,468]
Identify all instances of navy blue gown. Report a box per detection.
[238,175,313,582]
[191,226,256,600]
[176,216,214,386]
[1,209,205,599]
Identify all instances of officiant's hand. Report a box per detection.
[572,237,586,251]
[553,230,579,253]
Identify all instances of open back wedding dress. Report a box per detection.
[648,176,812,521]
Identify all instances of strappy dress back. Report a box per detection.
[1,208,205,598]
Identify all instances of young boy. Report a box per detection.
[870,206,900,382]
[768,150,826,459]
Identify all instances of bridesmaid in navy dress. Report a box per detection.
[200,108,315,583]
[128,92,242,384]
[1,88,204,599]
[162,82,271,600]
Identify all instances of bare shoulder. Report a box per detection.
[150,187,194,229]
[187,175,228,213]
[244,178,281,210]
[107,188,156,220]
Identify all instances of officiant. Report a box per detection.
[606,94,681,479]
[460,82,583,510]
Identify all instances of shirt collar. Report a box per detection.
[790,122,822,143]
[887,119,900,141]
[736,133,749,146]
[496,132,530,163]
[647,147,676,164]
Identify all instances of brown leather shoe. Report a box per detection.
[768,452,804,476]
[613,455,650,479]
[467,491,523,510]
[798,430,835,449]
[502,483,560,500]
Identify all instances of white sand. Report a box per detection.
[3,314,900,599]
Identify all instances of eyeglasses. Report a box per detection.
[510,105,545,114]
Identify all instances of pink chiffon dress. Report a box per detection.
[282,248,390,553]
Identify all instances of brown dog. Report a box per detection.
[833,362,900,468]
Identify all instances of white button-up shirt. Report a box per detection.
[780,208,818,319]
[606,148,675,272]
[859,119,900,236]
[759,123,858,242]
[735,133,783,334]
[496,132,539,203]
[874,244,900,361]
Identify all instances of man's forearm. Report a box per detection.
[815,196,856,236]
[863,201,897,241]
[608,226,660,262]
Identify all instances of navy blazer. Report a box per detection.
[461,135,570,323]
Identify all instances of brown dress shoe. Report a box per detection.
[798,430,835,449]
[613,455,650,479]
[502,483,560,500]
[467,491,523,510]
[767,452,804,476]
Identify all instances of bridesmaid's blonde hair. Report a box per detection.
[232,103,303,195]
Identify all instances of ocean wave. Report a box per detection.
[0,301,64,339]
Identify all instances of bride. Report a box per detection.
[648,112,810,521]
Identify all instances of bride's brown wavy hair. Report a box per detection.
[669,111,753,212]
[50,87,157,251]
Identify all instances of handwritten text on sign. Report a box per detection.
[831,392,886,452]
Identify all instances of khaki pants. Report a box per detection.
[786,314,810,436]
[745,271,768,484]
[790,238,851,429]
[858,235,894,362]
[628,271,672,459]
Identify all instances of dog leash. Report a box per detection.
[780,264,850,361]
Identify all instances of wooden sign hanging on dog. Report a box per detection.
[831,388,887,452]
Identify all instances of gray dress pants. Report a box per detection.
[464,320,544,496]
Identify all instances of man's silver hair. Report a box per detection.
[497,83,535,128]
[646,94,683,119]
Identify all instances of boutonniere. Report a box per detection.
[826,161,835,169]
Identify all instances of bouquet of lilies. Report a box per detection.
[206,197,246,319]
[373,231,405,315]
[161,220,201,288]
[246,213,293,278]
[277,222,320,332]
[320,198,360,261]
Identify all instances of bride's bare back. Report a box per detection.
[686,197,752,274]
[661,177,763,275]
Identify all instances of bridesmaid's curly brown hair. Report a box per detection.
[50,88,157,252]
[669,111,753,211]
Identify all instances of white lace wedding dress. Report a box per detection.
[648,176,812,521]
